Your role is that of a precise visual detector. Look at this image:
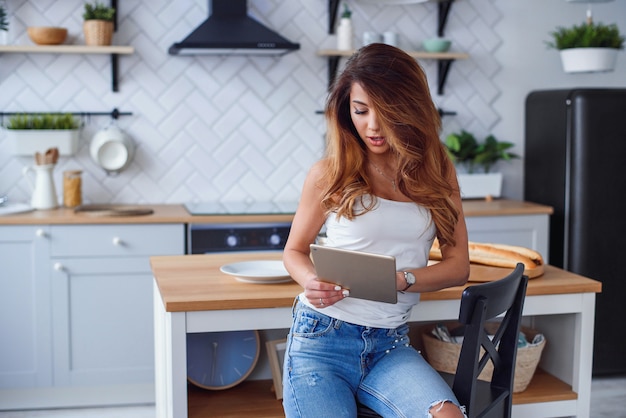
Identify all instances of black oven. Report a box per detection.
[187,222,292,254]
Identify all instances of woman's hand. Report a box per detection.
[303,278,349,308]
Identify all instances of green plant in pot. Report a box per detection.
[82,1,116,46]
[0,2,9,45]
[546,20,624,73]
[4,113,81,156]
[0,3,8,32]
[444,130,519,199]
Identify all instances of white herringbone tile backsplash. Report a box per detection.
[0,0,501,206]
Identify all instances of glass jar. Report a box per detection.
[63,170,82,208]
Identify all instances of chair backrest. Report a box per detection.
[452,263,528,418]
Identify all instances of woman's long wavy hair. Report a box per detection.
[321,43,460,247]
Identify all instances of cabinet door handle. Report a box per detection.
[36,229,47,238]
[53,262,64,271]
[112,237,123,246]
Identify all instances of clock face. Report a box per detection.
[187,330,260,390]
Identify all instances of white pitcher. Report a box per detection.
[22,164,59,210]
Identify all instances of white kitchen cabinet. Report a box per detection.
[466,214,550,263]
[0,223,185,410]
[0,226,52,389]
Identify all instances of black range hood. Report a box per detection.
[169,0,300,56]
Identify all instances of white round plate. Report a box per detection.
[220,260,293,284]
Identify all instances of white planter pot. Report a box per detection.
[7,129,80,156]
[560,48,618,73]
[458,173,503,199]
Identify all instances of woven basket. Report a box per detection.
[83,20,113,46]
[422,323,545,393]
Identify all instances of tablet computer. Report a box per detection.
[310,244,398,304]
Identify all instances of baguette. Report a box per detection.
[429,239,544,270]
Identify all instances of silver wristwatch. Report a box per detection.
[402,271,416,291]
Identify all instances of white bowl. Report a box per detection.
[90,126,134,173]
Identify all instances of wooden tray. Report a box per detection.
[428,260,544,282]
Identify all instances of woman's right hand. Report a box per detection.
[303,278,349,308]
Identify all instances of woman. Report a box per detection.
[282,43,470,418]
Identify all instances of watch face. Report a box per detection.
[187,330,260,390]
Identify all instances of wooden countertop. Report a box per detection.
[0,199,552,225]
[151,252,601,313]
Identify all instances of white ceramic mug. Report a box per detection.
[383,32,398,47]
[363,32,382,46]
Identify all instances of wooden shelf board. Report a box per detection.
[513,369,577,405]
[0,45,134,54]
[187,369,577,417]
[317,49,469,60]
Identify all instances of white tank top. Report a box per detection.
[300,195,436,328]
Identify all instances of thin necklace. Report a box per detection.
[370,162,397,191]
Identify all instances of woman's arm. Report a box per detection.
[283,161,348,307]
[399,169,470,293]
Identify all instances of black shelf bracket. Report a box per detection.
[437,59,454,95]
[327,56,341,90]
[329,0,340,34]
[438,0,454,37]
[110,0,121,92]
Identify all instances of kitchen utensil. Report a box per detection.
[22,163,58,210]
[90,126,134,173]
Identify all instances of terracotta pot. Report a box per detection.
[83,20,113,46]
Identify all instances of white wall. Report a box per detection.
[1,0,625,205]
[494,0,626,198]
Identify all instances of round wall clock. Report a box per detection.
[186,330,261,390]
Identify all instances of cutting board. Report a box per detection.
[428,260,544,282]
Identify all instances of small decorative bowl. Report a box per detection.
[422,38,451,53]
[27,27,68,45]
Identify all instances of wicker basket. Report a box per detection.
[422,323,545,393]
[83,20,113,46]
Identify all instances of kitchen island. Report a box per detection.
[151,252,600,418]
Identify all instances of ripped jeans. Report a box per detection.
[282,300,464,418]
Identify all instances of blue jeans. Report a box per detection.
[282,300,463,418]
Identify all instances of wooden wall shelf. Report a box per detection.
[0,45,135,92]
[317,49,469,95]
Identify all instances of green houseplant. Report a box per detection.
[444,130,519,199]
[546,20,624,73]
[3,113,81,156]
[82,1,116,46]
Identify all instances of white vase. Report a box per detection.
[457,173,503,199]
[0,30,8,45]
[337,18,353,51]
[560,48,618,73]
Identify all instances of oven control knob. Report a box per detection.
[226,234,239,248]
[269,233,281,246]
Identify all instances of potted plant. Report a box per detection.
[444,130,519,199]
[3,113,81,156]
[82,1,116,46]
[546,20,625,73]
[0,1,9,45]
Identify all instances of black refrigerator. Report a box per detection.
[524,88,626,376]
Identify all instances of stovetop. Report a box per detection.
[184,201,298,216]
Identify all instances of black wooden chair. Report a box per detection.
[357,263,528,418]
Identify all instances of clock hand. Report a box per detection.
[211,341,218,384]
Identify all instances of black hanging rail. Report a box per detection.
[0,108,132,119]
